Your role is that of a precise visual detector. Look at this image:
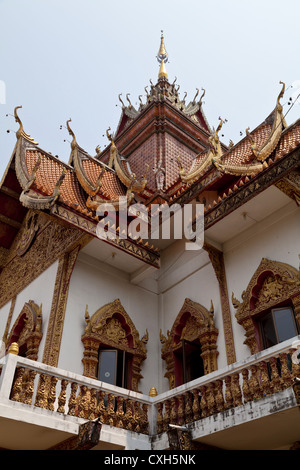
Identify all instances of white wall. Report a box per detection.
[58,253,158,395]
[1,199,297,395]
[224,201,300,361]
[0,261,59,362]
[155,239,225,392]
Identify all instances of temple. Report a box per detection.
[0,33,299,451]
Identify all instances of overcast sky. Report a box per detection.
[1,0,300,177]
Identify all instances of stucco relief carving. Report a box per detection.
[160,298,219,389]
[232,258,300,354]
[5,300,43,360]
[81,299,148,391]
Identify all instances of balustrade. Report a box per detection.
[5,361,149,434]
[154,343,300,434]
[0,336,299,438]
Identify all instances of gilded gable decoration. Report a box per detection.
[16,211,39,256]
[160,298,219,389]
[4,300,43,361]
[212,82,287,177]
[82,299,148,391]
[232,258,300,354]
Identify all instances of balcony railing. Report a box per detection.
[0,335,299,439]
[153,336,300,434]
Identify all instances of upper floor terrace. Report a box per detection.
[0,335,299,450]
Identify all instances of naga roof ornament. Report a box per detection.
[178,117,224,183]
[212,82,287,177]
[7,35,299,264]
[14,106,38,145]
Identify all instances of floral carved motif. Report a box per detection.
[103,318,128,346]
[160,298,219,389]
[232,258,300,354]
[5,300,43,360]
[16,211,39,257]
[82,299,148,391]
[257,275,284,304]
[0,211,90,309]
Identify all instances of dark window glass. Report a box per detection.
[273,308,298,343]
[98,349,129,388]
[98,350,117,385]
[182,339,204,384]
[260,312,277,348]
[259,307,299,349]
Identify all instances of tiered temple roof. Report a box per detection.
[0,34,300,269]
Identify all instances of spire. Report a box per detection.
[157,31,168,80]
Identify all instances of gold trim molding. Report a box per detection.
[0,211,91,309]
[42,246,81,367]
[204,243,236,364]
[160,298,219,389]
[232,257,300,354]
[82,299,148,392]
[5,300,42,361]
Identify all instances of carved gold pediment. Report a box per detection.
[160,298,219,389]
[5,300,43,360]
[82,299,148,391]
[103,317,128,346]
[232,258,300,354]
[232,258,300,323]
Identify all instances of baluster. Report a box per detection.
[141,403,149,434]
[77,385,90,418]
[214,379,225,412]
[249,365,263,400]
[170,397,177,424]
[199,385,208,418]
[107,393,116,426]
[191,389,201,421]
[231,373,243,407]
[177,395,185,426]
[269,356,285,393]
[34,373,48,409]
[184,391,193,423]
[10,367,25,402]
[163,399,170,432]
[259,361,272,397]
[156,402,163,434]
[241,368,253,403]
[279,353,294,389]
[89,388,98,420]
[115,396,125,428]
[124,399,134,430]
[290,346,300,379]
[133,401,142,433]
[290,348,300,379]
[206,382,217,415]
[47,376,58,411]
[24,370,36,405]
[57,379,68,414]
[96,391,107,424]
[67,382,78,416]
[224,376,233,409]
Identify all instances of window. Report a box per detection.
[98,348,130,388]
[181,339,204,384]
[160,298,219,389]
[174,339,205,386]
[258,307,299,349]
[82,299,148,391]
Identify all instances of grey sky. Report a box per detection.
[1,0,300,177]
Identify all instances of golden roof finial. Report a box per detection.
[14,105,38,144]
[157,30,168,80]
[66,118,77,150]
